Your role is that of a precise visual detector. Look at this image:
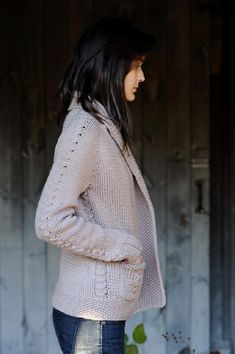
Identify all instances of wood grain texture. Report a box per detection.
[230,0,235,351]
[190,1,210,352]
[210,2,232,352]
[0,1,24,353]
[166,0,191,353]
[21,0,47,352]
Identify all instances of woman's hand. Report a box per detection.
[124,254,143,265]
[120,243,143,266]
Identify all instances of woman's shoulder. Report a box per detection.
[63,106,101,133]
[58,100,113,149]
[53,108,102,161]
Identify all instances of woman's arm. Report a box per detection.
[35,112,142,263]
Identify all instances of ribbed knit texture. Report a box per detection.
[35,99,166,320]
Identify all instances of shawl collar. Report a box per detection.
[68,97,154,214]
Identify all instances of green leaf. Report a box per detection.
[132,323,147,344]
[124,333,129,345]
[125,344,139,354]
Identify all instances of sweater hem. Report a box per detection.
[52,290,166,321]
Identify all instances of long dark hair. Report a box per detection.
[58,17,155,147]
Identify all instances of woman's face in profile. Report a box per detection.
[124,56,145,101]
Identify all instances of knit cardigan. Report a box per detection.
[35,99,166,320]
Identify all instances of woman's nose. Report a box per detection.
[138,69,145,83]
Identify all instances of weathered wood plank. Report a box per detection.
[209,5,232,352]
[221,4,232,352]
[229,0,235,350]
[166,0,191,353]
[0,1,24,353]
[21,0,47,352]
[210,76,223,350]
[190,1,210,352]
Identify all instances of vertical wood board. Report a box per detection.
[229,0,235,351]
[21,0,47,352]
[0,1,24,353]
[166,0,191,352]
[190,0,210,352]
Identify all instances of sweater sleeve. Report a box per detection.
[35,111,142,262]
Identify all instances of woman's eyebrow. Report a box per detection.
[135,59,144,64]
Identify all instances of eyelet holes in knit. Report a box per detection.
[40,119,91,238]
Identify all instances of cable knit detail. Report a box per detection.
[35,101,166,321]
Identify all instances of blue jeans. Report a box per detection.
[52,308,126,354]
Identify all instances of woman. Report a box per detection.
[35,16,165,354]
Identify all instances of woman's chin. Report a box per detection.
[126,93,136,102]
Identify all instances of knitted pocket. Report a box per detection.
[121,262,145,302]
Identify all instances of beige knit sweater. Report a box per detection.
[35,99,165,320]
